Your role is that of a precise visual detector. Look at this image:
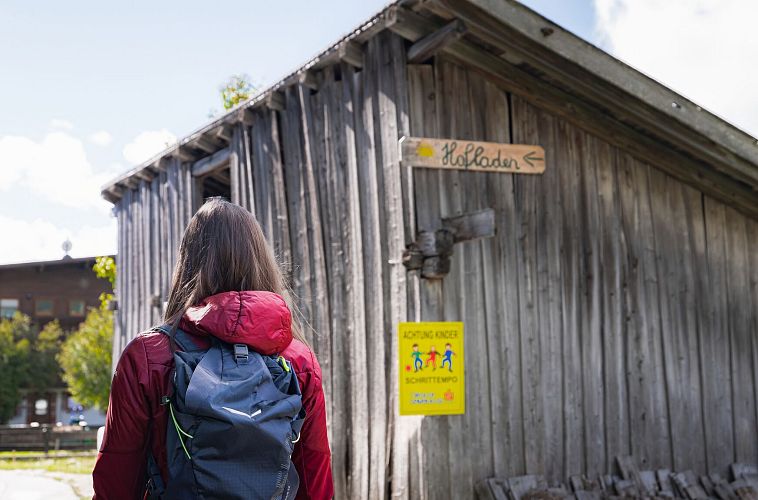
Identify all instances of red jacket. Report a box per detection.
[92,291,333,499]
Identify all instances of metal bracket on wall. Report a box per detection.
[403,208,495,279]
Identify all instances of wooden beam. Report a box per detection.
[212,168,231,184]
[405,210,495,279]
[120,177,139,190]
[233,107,255,126]
[298,71,319,91]
[385,5,437,42]
[133,168,155,182]
[416,229,454,257]
[192,146,231,177]
[108,184,124,197]
[190,135,221,154]
[338,40,364,68]
[265,91,286,111]
[172,145,201,162]
[407,18,467,63]
[211,123,234,142]
[151,157,169,172]
[102,188,120,204]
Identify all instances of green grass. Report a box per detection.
[0,450,93,457]
[0,454,96,474]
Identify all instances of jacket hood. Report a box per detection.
[179,290,292,355]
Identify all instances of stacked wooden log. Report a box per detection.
[476,457,758,500]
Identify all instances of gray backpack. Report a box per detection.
[147,326,305,500]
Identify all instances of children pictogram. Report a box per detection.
[425,345,439,370]
[441,343,455,372]
[411,344,423,372]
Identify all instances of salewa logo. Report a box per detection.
[222,406,262,419]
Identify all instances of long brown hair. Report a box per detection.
[163,197,305,343]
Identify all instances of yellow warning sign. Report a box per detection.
[398,322,465,416]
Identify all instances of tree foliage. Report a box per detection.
[0,314,32,423]
[93,256,116,306]
[30,320,64,392]
[0,312,63,423]
[220,74,254,110]
[93,256,116,288]
[58,256,115,412]
[0,314,62,423]
[58,303,113,411]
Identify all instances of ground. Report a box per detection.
[0,469,93,499]
[0,452,95,499]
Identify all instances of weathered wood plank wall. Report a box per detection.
[405,55,758,498]
[112,159,196,361]
[110,30,757,500]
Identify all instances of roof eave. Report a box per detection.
[100,0,758,211]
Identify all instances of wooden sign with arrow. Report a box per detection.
[399,136,545,174]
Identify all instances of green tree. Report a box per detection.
[58,303,113,411]
[92,256,116,306]
[29,320,64,393]
[58,256,115,411]
[220,74,254,110]
[0,313,32,423]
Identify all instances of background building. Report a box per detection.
[0,256,112,427]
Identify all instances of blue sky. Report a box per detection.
[0,0,755,265]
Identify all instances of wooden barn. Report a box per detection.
[101,1,758,498]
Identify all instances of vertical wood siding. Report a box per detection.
[405,56,758,496]
[110,34,757,499]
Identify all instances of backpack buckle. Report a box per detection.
[234,344,249,363]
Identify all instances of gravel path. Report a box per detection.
[48,471,94,498]
[0,469,91,499]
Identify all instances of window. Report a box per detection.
[0,298,19,319]
[34,398,48,416]
[69,299,86,317]
[35,299,54,317]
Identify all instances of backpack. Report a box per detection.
[146,325,306,500]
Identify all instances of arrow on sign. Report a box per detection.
[522,151,544,167]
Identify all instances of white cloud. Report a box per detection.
[49,118,74,131]
[0,214,116,265]
[89,130,113,147]
[0,131,114,212]
[594,0,758,138]
[0,136,26,190]
[122,129,176,165]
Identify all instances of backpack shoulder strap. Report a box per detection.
[153,325,205,353]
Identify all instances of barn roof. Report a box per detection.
[101,0,758,216]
